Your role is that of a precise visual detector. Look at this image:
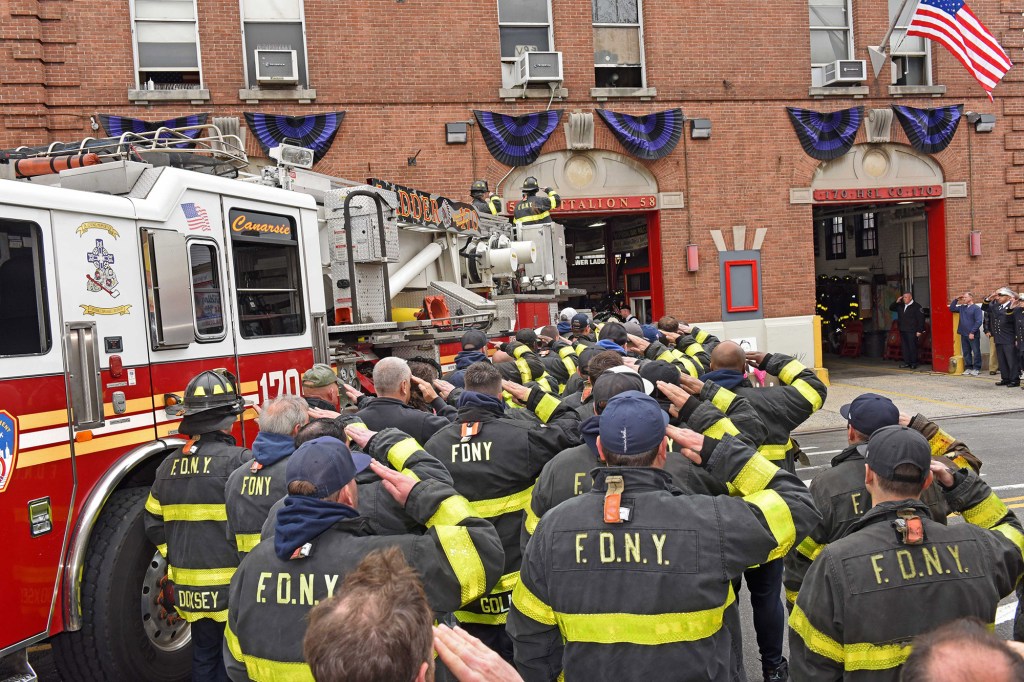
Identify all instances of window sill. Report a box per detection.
[239,87,317,103]
[590,87,657,101]
[499,86,568,101]
[889,84,946,97]
[808,85,869,99]
[128,89,210,105]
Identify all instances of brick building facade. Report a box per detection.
[2,0,1023,368]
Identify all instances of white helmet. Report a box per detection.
[558,307,578,322]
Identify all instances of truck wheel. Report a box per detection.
[52,487,192,682]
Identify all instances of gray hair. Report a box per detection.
[373,357,411,397]
[258,395,309,435]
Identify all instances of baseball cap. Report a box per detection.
[839,393,900,436]
[865,425,931,484]
[599,391,669,456]
[604,364,654,395]
[515,328,538,349]
[559,307,579,322]
[623,321,644,338]
[302,363,343,388]
[461,329,488,351]
[639,360,681,402]
[641,324,660,342]
[577,346,602,375]
[571,313,590,330]
[592,371,646,413]
[286,436,372,499]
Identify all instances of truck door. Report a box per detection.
[0,208,74,651]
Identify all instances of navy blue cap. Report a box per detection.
[839,393,900,436]
[641,324,660,342]
[286,436,372,499]
[571,313,590,330]
[599,390,669,456]
[461,329,488,351]
[865,425,931,483]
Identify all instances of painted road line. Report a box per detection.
[997,601,1018,625]
[993,484,1024,492]
[1000,495,1024,503]
[829,380,989,412]
[812,449,843,456]
[1008,503,1024,510]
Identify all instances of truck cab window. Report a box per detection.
[0,219,51,356]
[229,208,305,338]
[188,242,225,339]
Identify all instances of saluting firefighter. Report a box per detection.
[470,179,503,216]
[144,369,252,682]
[513,176,561,228]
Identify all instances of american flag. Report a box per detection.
[181,202,211,231]
[906,0,1012,100]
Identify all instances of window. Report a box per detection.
[825,216,846,260]
[130,0,202,89]
[498,0,552,59]
[813,220,821,258]
[889,0,931,85]
[230,208,305,338]
[241,0,308,88]
[856,213,879,257]
[188,242,226,340]
[593,0,645,89]
[0,219,51,356]
[809,0,852,66]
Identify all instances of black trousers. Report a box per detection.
[899,331,919,367]
[734,558,785,670]
[996,342,1019,383]
[190,617,227,682]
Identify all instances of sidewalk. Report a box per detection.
[795,356,1024,433]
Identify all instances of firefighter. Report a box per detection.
[470,179,503,216]
[789,426,1024,681]
[225,431,504,681]
[507,390,818,681]
[224,394,308,558]
[301,363,345,411]
[347,357,457,444]
[144,369,251,682]
[424,362,582,661]
[444,329,491,389]
[513,176,560,228]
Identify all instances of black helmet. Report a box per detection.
[522,176,540,193]
[182,369,245,416]
[470,179,489,195]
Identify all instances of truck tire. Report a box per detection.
[52,487,191,682]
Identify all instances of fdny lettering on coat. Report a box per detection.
[255,571,341,606]
[450,442,493,463]
[845,540,984,594]
[553,529,698,574]
[170,456,212,476]
[240,475,273,496]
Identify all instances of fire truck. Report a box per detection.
[0,122,568,680]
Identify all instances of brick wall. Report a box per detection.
[1,0,1021,317]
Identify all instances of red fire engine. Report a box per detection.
[0,123,567,680]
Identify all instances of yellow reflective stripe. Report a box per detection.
[225,622,313,681]
[145,493,162,517]
[950,454,971,470]
[845,641,911,671]
[512,344,531,359]
[785,588,798,604]
[515,356,532,383]
[470,486,534,518]
[517,211,551,224]
[758,443,788,461]
[792,379,824,411]
[387,437,420,470]
[402,469,421,482]
[558,345,577,359]
[963,492,1009,529]
[684,342,704,358]
[426,495,476,527]
[236,533,261,553]
[694,328,709,344]
[161,503,227,522]
[732,453,778,496]
[993,523,1024,560]
[525,503,541,534]
[225,621,244,662]
[655,349,676,363]
[167,565,236,587]
[511,579,556,625]
[556,585,736,645]
[547,190,559,208]
[928,428,957,457]
[534,393,560,423]
[455,610,508,625]
[711,388,737,414]
[680,356,700,377]
[745,489,796,561]
[797,535,824,561]
[493,571,520,594]
[789,604,844,663]
[435,525,487,605]
[175,608,228,623]
[703,418,740,440]
[778,359,805,384]
[156,543,167,557]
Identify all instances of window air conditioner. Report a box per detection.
[255,49,298,84]
[822,60,866,86]
[514,51,563,86]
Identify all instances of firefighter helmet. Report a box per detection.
[470,179,489,195]
[522,176,540,193]
[181,369,245,416]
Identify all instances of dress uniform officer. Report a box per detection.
[424,361,582,661]
[789,426,1024,681]
[144,369,251,682]
[225,430,504,681]
[508,390,818,681]
[982,288,1019,386]
[470,179,503,216]
[512,177,560,228]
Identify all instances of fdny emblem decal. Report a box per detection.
[0,411,18,493]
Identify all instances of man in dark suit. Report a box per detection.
[983,287,1019,387]
[889,292,926,369]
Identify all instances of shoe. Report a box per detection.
[1009,382,1021,388]
[997,380,1010,386]
[899,363,912,368]
[764,659,789,682]
[991,370,998,375]
[910,364,918,369]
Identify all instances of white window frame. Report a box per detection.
[809,0,854,68]
[890,0,933,86]
[238,0,310,88]
[592,0,647,89]
[186,238,228,343]
[497,0,555,63]
[128,0,204,89]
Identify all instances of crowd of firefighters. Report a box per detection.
[141,302,1024,682]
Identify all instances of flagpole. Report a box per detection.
[867,0,917,78]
